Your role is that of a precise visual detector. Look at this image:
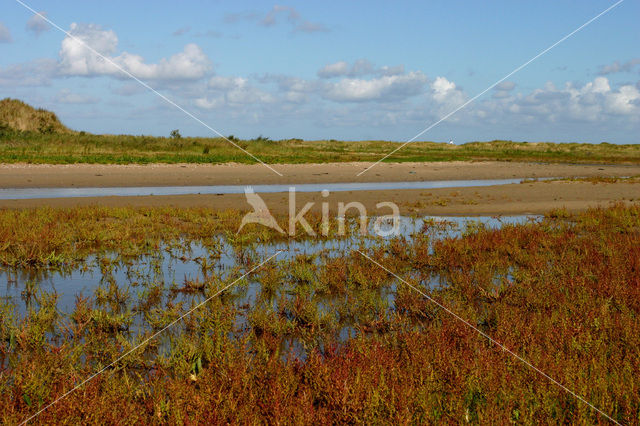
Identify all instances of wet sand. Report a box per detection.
[0,180,640,216]
[1,163,638,216]
[2,161,640,188]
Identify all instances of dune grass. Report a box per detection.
[1,129,640,165]
[0,99,72,135]
[0,204,639,423]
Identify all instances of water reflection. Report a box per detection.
[0,178,539,200]
[0,215,539,359]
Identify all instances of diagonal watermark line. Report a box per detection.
[357,0,625,177]
[13,0,283,177]
[357,250,620,425]
[18,250,283,425]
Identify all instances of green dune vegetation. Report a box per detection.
[1,98,639,165]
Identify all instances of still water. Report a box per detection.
[0,178,535,200]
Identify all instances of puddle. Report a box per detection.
[0,178,534,200]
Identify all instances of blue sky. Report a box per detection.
[1,0,639,143]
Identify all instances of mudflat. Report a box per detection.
[2,161,640,188]
[1,161,639,215]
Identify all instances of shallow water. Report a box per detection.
[0,178,532,200]
[0,215,539,360]
[0,215,537,316]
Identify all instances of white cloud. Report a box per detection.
[480,76,639,124]
[318,59,403,79]
[195,75,275,109]
[564,77,638,120]
[324,71,427,102]
[194,97,225,110]
[226,87,274,104]
[430,76,466,107]
[58,23,211,80]
[195,89,274,109]
[257,74,320,104]
[55,89,99,104]
[208,75,248,90]
[604,83,640,115]
[0,22,11,43]
[26,11,51,35]
[317,61,349,78]
[378,65,405,77]
[268,75,317,93]
[431,77,456,102]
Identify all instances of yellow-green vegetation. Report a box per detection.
[2,132,640,165]
[0,98,73,135]
[0,204,639,423]
[0,206,347,267]
[1,99,639,164]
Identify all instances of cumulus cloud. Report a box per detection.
[431,77,456,102]
[55,89,99,104]
[58,23,211,80]
[208,75,248,90]
[605,84,640,115]
[318,59,404,79]
[195,75,275,109]
[0,22,11,42]
[194,97,225,110]
[324,71,427,102]
[317,61,349,78]
[481,77,639,124]
[430,76,466,108]
[258,74,320,104]
[598,58,640,75]
[26,11,51,35]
